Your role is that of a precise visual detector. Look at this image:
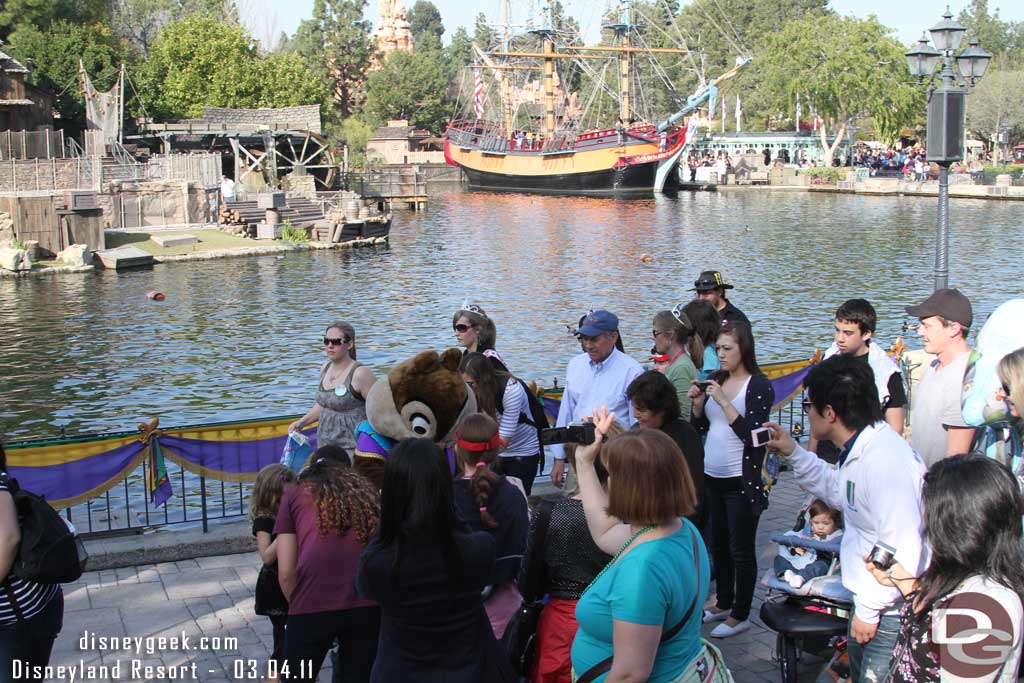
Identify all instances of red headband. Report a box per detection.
[454,431,503,452]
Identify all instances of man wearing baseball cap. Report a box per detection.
[692,270,750,326]
[549,310,643,488]
[905,288,976,467]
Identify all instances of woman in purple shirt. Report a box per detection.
[274,457,381,682]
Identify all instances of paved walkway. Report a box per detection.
[51,472,831,682]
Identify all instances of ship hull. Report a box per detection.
[460,160,676,195]
[445,123,684,196]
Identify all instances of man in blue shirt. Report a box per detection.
[549,310,643,488]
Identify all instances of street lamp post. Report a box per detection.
[847,124,857,169]
[997,126,1011,174]
[905,8,991,291]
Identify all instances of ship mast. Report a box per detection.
[539,4,556,139]
[501,0,513,135]
[608,0,636,123]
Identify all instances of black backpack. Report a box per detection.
[516,379,550,471]
[0,473,88,585]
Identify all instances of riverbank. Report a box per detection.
[710,175,1024,201]
[0,228,388,279]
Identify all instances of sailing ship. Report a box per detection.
[444,0,749,196]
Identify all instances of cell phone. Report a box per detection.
[751,426,773,447]
[696,381,711,393]
[540,422,597,446]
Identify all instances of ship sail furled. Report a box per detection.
[444,0,749,196]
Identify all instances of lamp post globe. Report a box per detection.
[929,8,967,53]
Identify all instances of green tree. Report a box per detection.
[966,58,1024,141]
[365,50,448,132]
[473,12,496,51]
[137,14,324,120]
[0,0,106,41]
[108,0,239,55]
[446,26,473,73]
[958,0,1021,61]
[407,1,444,53]
[6,20,132,137]
[760,14,922,164]
[293,0,375,119]
[674,0,829,130]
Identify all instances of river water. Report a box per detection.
[2,188,1022,441]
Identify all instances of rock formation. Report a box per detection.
[371,0,414,60]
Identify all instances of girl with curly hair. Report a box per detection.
[451,413,529,640]
[274,456,381,682]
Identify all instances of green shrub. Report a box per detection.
[281,222,309,243]
[800,167,847,184]
[10,239,26,250]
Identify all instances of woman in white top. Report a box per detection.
[867,454,1024,682]
[689,322,774,639]
[460,352,542,495]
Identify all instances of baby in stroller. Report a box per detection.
[773,499,843,589]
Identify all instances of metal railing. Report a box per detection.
[13,377,816,537]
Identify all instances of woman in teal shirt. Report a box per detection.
[571,410,731,683]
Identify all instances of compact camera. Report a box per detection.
[868,542,897,570]
[696,381,712,393]
[540,422,597,446]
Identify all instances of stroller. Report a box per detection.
[759,503,853,683]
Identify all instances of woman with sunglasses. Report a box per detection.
[453,304,507,370]
[651,307,704,420]
[289,322,377,453]
[682,301,721,381]
[459,352,542,495]
[998,347,1024,420]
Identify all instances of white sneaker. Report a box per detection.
[782,570,795,583]
[710,619,751,638]
[702,608,730,624]
[787,574,805,589]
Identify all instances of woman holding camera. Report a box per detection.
[571,410,732,683]
[866,454,1024,682]
[689,322,773,639]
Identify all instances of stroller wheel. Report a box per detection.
[776,632,799,683]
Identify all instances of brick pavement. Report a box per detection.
[52,472,832,682]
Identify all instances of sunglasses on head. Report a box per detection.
[801,398,813,414]
[323,336,350,347]
[454,323,475,333]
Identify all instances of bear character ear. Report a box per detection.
[440,348,463,372]
[407,350,441,375]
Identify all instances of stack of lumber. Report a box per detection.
[218,197,325,234]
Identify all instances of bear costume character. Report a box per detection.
[354,348,478,489]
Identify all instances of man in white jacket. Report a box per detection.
[765,354,926,683]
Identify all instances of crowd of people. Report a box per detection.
[4,269,1024,683]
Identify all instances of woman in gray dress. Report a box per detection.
[289,322,377,453]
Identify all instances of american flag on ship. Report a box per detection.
[473,69,485,119]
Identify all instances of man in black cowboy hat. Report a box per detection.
[692,270,749,326]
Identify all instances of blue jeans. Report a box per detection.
[847,613,900,683]
[772,555,829,581]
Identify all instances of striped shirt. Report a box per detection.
[0,479,60,625]
[498,378,541,458]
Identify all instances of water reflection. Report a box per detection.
[2,189,1022,440]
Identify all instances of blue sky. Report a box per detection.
[243,0,1024,49]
